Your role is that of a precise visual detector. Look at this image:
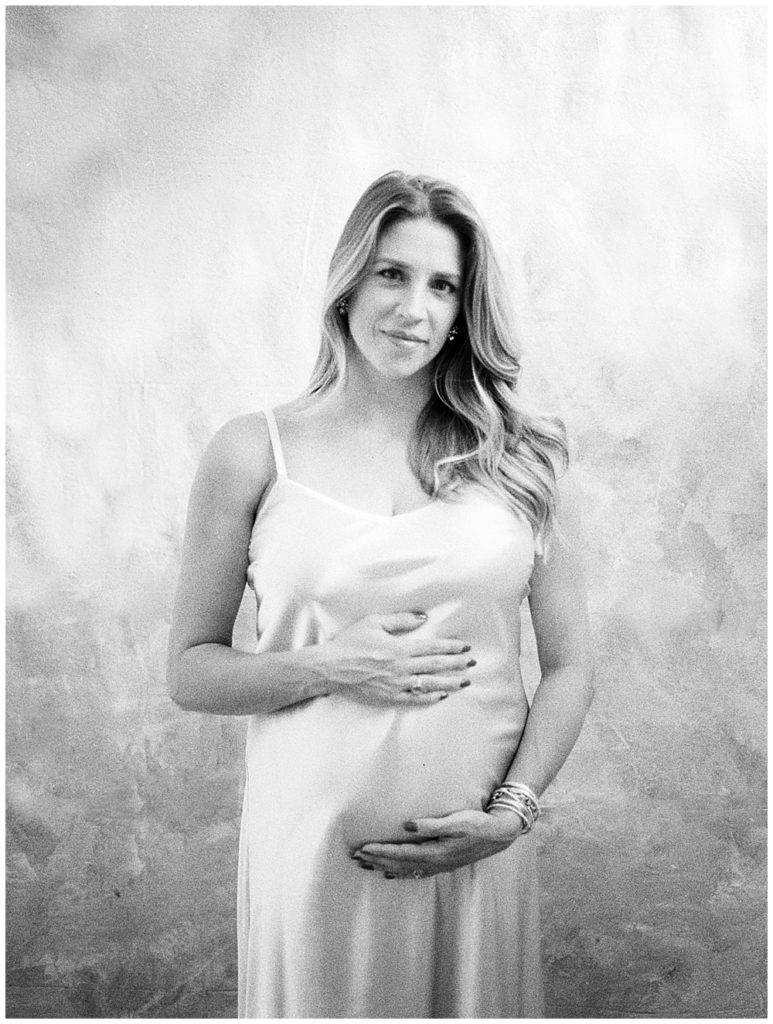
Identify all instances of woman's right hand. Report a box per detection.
[317,611,474,707]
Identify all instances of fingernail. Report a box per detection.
[403,821,418,832]
[384,873,396,879]
[439,693,449,700]
[359,863,374,870]
[460,679,471,688]
[467,659,477,667]
[461,644,471,652]
[413,611,428,619]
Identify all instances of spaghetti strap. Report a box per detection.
[264,409,287,479]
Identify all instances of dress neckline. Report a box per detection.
[263,407,440,523]
[277,476,440,522]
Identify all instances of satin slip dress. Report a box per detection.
[237,409,545,1018]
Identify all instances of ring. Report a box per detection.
[408,683,425,695]
[412,868,424,879]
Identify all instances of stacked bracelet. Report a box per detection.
[485,782,541,833]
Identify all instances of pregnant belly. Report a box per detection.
[245,688,526,846]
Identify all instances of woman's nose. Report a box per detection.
[396,286,426,321]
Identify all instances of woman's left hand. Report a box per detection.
[352,808,524,879]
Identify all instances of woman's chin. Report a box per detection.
[365,356,436,383]
[346,341,440,386]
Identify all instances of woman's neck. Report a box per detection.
[334,358,434,439]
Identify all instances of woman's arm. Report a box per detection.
[501,473,595,795]
[167,415,474,716]
[166,414,331,715]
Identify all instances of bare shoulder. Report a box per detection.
[195,412,275,512]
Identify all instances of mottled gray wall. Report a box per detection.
[6,6,765,1018]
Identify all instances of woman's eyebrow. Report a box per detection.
[373,256,461,282]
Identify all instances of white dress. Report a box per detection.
[237,409,544,1018]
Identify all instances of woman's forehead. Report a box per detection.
[375,218,464,275]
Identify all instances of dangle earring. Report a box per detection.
[447,324,459,343]
[336,297,349,318]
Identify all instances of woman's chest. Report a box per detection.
[293,460,430,519]
[247,481,536,611]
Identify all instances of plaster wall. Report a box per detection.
[6,6,765,1017]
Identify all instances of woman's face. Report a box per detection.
[346,217,464,382]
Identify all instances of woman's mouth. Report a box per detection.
[384,330,428,344]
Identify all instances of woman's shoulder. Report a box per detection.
[201,397,323,489]
[196,412,277,507]
[208,411,270,460]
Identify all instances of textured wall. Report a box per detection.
[6,6,765,1018]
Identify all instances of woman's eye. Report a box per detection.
[379,268,402,281]
[434,280,457,294]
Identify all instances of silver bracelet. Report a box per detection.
[486,792,535,832]
[485,782,541,833]
[496,782,541,818]
[487,795,532,831]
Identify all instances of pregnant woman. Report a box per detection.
[167,170,594,1018]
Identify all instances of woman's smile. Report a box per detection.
[382,328,429,346]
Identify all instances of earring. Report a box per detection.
[447,325,458,342]
[336,297,349,317]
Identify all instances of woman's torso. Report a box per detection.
[243,407,537,846]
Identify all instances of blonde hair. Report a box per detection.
[307,170,568,544]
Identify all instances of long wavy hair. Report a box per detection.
[306,170,568,545]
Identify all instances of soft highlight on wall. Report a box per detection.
[307,170,569,543]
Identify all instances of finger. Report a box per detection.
[352,687,447,708]
[359,843,428,862]
[403,674,471,694]
[397,684,450,705]
[407,651,476,675]
[379,611,428,634]
[404,637,472,657]
[354,859,377,872]
[402,814,469,838]
[360,854,427,878]
[359,854,407,870]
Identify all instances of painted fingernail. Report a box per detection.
[404,821,418,832]
[359,862,374,870]
[439,693,449,700]
[461,644,471,652]
[467,659,477,667]
[384,873,396,879]
[460,679,471,687]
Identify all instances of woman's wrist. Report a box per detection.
[292,644,337,699]
[485,782,541,834]
[484,803,526,842]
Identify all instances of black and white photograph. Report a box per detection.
[6,4,766,1018]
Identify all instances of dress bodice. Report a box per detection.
[243,411,538,841]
